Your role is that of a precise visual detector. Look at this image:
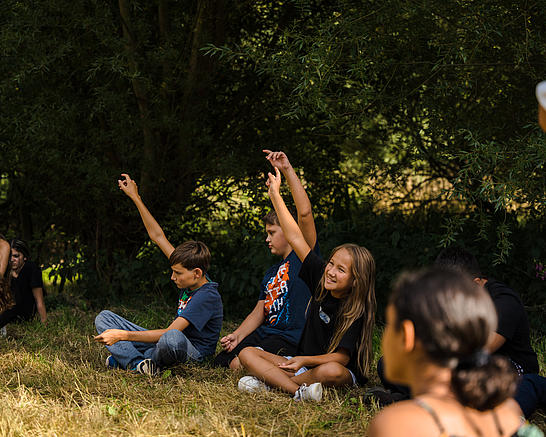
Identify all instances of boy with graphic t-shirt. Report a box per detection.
[94,174,222,375]
[213,151,317,370]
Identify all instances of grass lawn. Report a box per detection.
[0,293,544,436]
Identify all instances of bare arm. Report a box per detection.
[486,332,506,353]
[278,349,350,372]
[94,317,189,345]
[220,300,266,352]
[263,150,316,249]
[118,174,175,258]
[267,167,311,262]
[32,287,47,323]
[0,239,9,278]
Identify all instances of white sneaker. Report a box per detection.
[135,359,158,376]
[0,326,6,337]
[294,382,323,402]
[238,376,270,393]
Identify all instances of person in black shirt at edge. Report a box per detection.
[0,239,47,333]
[237,151,376,402]
[374,247,544,419]
[368,267,542,437]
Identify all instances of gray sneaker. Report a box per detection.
[135,359,157,376]
[294,382,322,402]
[238,376,270,393]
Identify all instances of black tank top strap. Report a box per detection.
[414,398,450,437]
[492,410,505,436]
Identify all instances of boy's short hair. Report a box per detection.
[262,207,297,226]
[434,247,482,279]
[169,240,210,273]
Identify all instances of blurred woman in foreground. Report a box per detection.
[368,267,543,437]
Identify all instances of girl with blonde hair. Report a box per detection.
[238,153,376,401]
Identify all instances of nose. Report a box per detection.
[170,272,176,282]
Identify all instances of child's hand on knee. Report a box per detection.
[94,329,125,346]
[220,333,239,352]
[278,356,306,372]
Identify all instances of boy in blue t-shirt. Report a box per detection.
[94,174,223,375]
[213,150,316,370]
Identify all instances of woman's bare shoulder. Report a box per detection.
[367,401,436,437]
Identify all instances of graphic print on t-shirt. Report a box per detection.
[264,260,290,326]
[178,293,193,313]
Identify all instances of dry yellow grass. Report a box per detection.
[0,301,543,436]
[0,305,379,436]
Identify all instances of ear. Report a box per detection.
[473,277,487,287]
[193,267,203,279]
[401,320,416,352]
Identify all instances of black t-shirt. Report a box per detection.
[297,250,366,384]
[485,278,538,374]
[10,261,43,317]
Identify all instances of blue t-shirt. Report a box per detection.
[176,280,223,357]
[254,248,315,344]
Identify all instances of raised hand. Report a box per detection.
[263,149,291,172]
[118,173,139,200]
[266,166,282,198]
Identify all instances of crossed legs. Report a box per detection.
[238,347,353,394]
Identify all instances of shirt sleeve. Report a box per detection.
[29,262,44,289]
[178,288,220,332]
[298,251,325,298]
[494,293,522,340]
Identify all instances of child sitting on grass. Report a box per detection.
[94,174,222,375]
[237,158,376,402]
[213,150,317,371]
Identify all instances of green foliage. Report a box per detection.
[0,0,544,321]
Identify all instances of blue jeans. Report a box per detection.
[514,373,546,418]
[95,310,202,370]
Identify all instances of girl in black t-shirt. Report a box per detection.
[238,160,376,401]
[0,239,47,329]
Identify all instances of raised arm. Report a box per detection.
[118,174,175,258]
[267,167,311,262]
[263,150,317,249]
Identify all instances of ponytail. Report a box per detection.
[451,354,518,411]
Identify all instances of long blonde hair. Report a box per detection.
[315,243,376,378]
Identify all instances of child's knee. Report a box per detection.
[237,346,258,365]
[94,310,113,332]
[229,356,243,370]
[314,362,348,384]
[158,329,186,348]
